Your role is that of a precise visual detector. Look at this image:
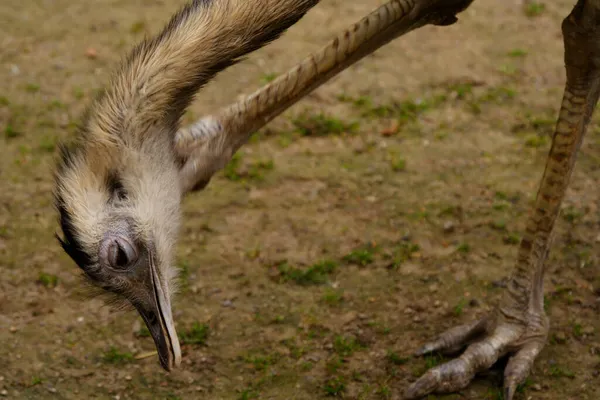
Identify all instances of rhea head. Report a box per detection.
[53,130,183,371]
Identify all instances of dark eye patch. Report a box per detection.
[55,196,94,270]
[106,170,128,201]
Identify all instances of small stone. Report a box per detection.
[531,384,542,391]
[434,300,441,307]
[0,390,7,396]
[125,376,132,381]
[221,299,233,308]
[366,196,376,203]
[47,387,57,393]
[85,48,98,59]
[9,326,17,333]
[77,317,84,323]
[428,284,438,293]
[380,120,398,136]
[443,221,455,233]
[10,65,20,75]
[412,315,421,322]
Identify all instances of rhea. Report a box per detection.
[54,0,600,399]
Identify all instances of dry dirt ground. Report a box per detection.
[2,0,600,399]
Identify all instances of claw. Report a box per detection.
[407,323,528,399]
[404,358,475,399]
[504,386,516,400]
[503,341,545,399]
[415,317,489,356]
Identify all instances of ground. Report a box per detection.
[1,0,600,399]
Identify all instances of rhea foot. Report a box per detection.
[407,0,600,397]
[405,309,548,399]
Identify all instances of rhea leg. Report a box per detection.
[406,1,600,398]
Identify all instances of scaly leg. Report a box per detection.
[406,1,600,398]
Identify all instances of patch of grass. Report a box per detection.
[0,96,9,106]
[387,241,420,269]
[276,132,294,148]
[508,48,528,58]
[326,357,344,374]
[413,353,444,377]
[37,272,58,288]
[524,134,548,148]
[524,1,545,17]
[323,376,346,397]
[277,260,338,285]
[292,113,359,136]
[322,288,344,306]
[489,219,507,231]
[343,244,376,266]
[548,365,575,378]
[301,361,314,371]
[177,260,190,290]
[492,201,510,211]
[260,73,277,84]
[333,335,363,357]
[47,99,66,110]
[484,388,504,400]
[425,353,443,369]
[130,21,146,34]
[238,389,259,400]
[247,158,274,181]
[244,352,277,371]
[513,113,556,137]
[281,338,306,359]
[572,322,583,339]
[102,347,134,364]
[224,152,243,181]
[498,63,518,76]
[4,124,19,138]
[340,93,445,121]
[376,385,392,399]
[562,206,583,223]
[503,232,521,245]
[180,322,209,345]
[386,351,409,365]
[39,136,56,152]
[479,86,516,103]
[454,298,467,316]
[135,325,151,338]
[30,376,42,386]
[448,82,474,99]
[517,378,534,394]
[223,153,275,182]
[25,83,40,93]
[456,242,470,253]
[73,87,85,100]
[389,153,407,172]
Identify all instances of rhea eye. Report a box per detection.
[105,237,138,270]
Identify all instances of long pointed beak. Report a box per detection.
[135,262,181,371]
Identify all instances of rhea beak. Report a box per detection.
[134,258,181,371]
